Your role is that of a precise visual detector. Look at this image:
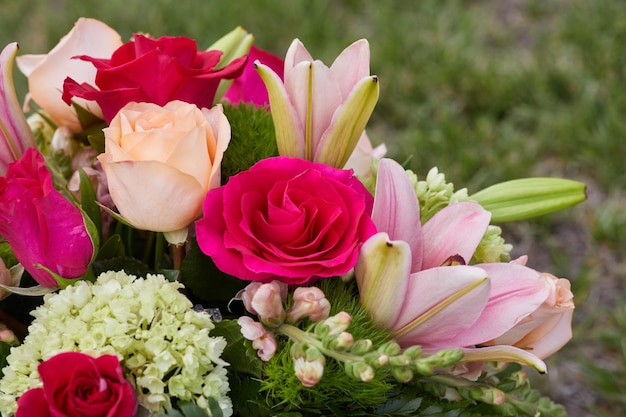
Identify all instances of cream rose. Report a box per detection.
[98,101,230,240]
[493,272,575,359]
[16,18,122,132]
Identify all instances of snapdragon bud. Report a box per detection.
[377,341,401,356]
[315,311,352,338]
[402,345,422,359]
[390,366,413,383]
[469,386,506,405]
[326,331,354,351]
[293,346,326,387]
[248,281,288,327]
[364,351,388,368]
[350,339,373,355]
[286,286,331,323]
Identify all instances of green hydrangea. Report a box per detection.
[0,271,232,417]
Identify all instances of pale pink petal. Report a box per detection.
[518,309,573,359]
[440,262,550,347]
[421,201,491,269]
[201,104,231,189]
[392,265,490,348]
[342,132,387,177]
[16,18,122,131]
[283,39,313,74]
[329,39,370,98]
[372,158,423,272]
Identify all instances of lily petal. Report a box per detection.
[255,60,304,158]
[283,39,313,74]
[372,158,423,272]
[314,74,379,167]
[0,43,36,174]
[421,201,491,269]
[392,265,490,348]
[460,345,547,373]
[355,232,411,329]
[440,262,550,347]
[329,39,370,98]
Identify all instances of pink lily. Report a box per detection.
[255,38,379,168]
[0,43,36,175]
[355,159,551,369]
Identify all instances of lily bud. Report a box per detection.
[471,177,586,222]
[208,26,254,101]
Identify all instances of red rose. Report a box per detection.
[16,352,137,417]
[62,34,247,122]
[195,156,376,284]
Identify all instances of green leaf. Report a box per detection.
[0,342,12,378]
[78,167,102,239]
[212,319,262,377]
[178,401,212,417]
[97,234,126,260]
[181,239,246,309]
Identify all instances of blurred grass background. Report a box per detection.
[1,0,624,416]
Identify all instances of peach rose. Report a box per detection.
[98,101,230,241]
[16,18,122,132]
[492,272,575,359]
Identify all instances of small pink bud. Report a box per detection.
[237,316,277,361]
[287,286,331,323]
[251,281,287,326]
[322,311,352,337]
[293,356,325,387]
[0,328,17,345]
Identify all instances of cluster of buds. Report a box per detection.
[342,341,464,384]
[236,280,468,389]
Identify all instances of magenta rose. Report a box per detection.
[16,352,137,417]
[62,33,247,123]
[195,156,376,284]
[0,148,94,287]
[223,44,284,108]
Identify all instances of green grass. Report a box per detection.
[1,0,625,415]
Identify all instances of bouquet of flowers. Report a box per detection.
[0,17,586,417]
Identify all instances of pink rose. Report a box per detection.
[0,148,94,287]
[16,352,137,417]
[16,17,122,131]
[62,33,247,123]
[223,45,284,108]
[196,156,376,284]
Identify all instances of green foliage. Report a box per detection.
[221,103,278,182]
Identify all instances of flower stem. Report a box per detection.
[276,322,358,363]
